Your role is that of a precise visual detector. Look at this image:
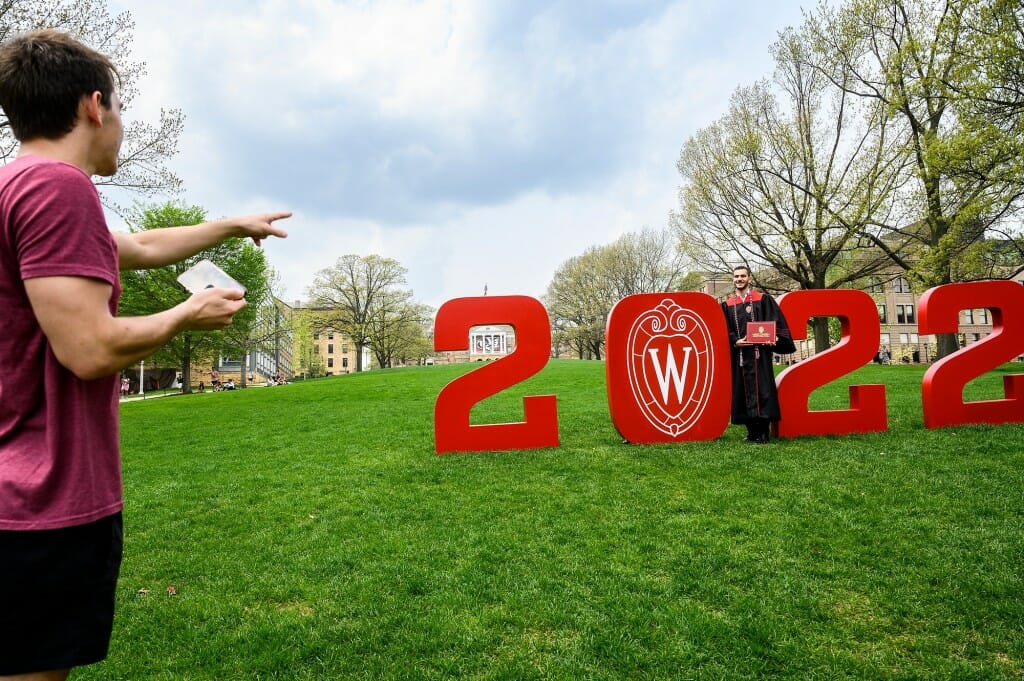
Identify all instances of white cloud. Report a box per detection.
[108,0,813,308]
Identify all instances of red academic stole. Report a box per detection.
[726,290,775,343]
[725,289,765,307]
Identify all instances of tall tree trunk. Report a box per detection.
[935,333,960,361]
[924,258,960,361]
[812,317,831,354]
[180,333,193,394]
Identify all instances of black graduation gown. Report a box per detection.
[722,290,796,424]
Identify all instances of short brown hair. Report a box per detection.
[0,29,119,141]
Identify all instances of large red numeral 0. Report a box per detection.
[776,289,887,437]
[919,280,1024,429]
[605,293,730,443]
[433,296,559,454]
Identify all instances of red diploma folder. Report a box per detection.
[746,321,776,344]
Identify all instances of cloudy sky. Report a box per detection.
[106,0,811,309]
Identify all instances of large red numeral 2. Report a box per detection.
[919,280,1024,428]
[776,289,887,437]
[433,296,559,454]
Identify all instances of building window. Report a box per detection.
[342,357,349,368]
[868,277,884,294]
[314,344,320,354]
[877,304,887,323]
[973,333,981,343]
[897,304,916,324]
[899,333,909,344]
[328,332,334,340]
[342,345,348,354]
[895,276,911,293]
[879,333,890,348]
[328,343,334,354]
[978,309,988,324]
[963,309,975,324]
[327,357,334,368]
[910,333,919,344]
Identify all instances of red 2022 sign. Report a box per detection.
[433,282,1024,454]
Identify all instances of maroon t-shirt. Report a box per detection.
[0,155,123,530]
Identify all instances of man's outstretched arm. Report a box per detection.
[115,211,291,271]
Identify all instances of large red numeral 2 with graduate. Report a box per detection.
[775,289,887,437]
[918,280,1024,429]
[433,296,559,454]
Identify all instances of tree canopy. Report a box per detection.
[306,254,428,371]
[0,0,184,200]
[806,0,1024,356]
[545,228,692,360]
[676,0,1024,358]
[674,18,909,351]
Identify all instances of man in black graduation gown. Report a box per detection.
[722,265,796,443]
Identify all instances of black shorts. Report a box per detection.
[0,512,123,675]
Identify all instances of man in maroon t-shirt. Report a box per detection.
[0,31,290,680]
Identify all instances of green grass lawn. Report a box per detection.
[84,360,1023,680]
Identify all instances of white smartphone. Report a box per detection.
[176,259,246,294]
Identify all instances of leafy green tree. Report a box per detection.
[118,201,273,391]
[956,0,1023,136]
[291,313,325,379]
[369,299,432,369]
[307,255,415,372]
[404,326,436,366]
[545,228,687,359]
[545,248,613,360]
[0,0,184,199]
[674,20,907,352]
[952,0,1024,270]
[367,300,433,368]
[598,228,690,301]
[805,0,1024,357]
